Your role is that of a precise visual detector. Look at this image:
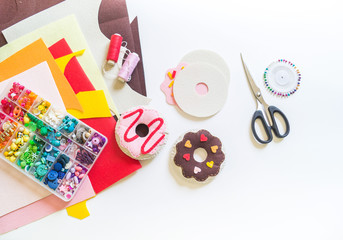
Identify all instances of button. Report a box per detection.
[48,179,59,190]
[47,170,58,181]
[45,144,53,152]
[36,165,48,177]
[58,172,65,179]
[53,162,62,171]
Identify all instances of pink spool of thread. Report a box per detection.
[107,33,123,66]
[117,52,140,83]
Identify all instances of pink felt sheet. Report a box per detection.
[0,176,95,234]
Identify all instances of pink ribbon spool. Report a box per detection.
[107,33,123,66]
[117,52,140,82]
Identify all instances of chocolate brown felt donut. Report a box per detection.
[173,129,225,182]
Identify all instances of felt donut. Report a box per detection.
[172,129,225,182]
[115,106,167,160]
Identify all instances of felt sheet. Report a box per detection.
[0,176,95,234]
[0,39,82,112]
[0,0,64,47]
[130,17,147,96]
[49,38,96,94]
[0,62,65,217]
[67,91,112,119]
[66,200,90,220]
[3,3,151,115]
[55,49,85,72]
[49,38,142,193]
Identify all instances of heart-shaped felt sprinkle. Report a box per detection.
[206,161,214,168]
[184,140,192,148]
[200,134,208,142]
[194,166,201,174]
[211,145,218,153]
[183,153,190,161]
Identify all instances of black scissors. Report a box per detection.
[240,54,290,144]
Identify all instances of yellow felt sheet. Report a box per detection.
[66,200,90,220]
[55,49,85,72]
[67,90,112,119]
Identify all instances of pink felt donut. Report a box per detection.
[115,106,167,160]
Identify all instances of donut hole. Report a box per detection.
[135,123,149,137]
[195,82,208,95]
[193,147,208,163]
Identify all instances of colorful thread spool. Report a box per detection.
[117,52,140,83]
[107,33,123,66]
[102,45,129,80]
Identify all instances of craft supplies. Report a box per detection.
[17,135,45,171]
[31,96,51,119]
[264,59,301,97]
[241,54,290,144]
[171,129,225,183]
[56,162,88,200]
[17,89,38,110]
[0,115,18,152]
[43,106,66,128]
[3,126,32,163]
[1,98,26,124]
[0,82,107,201]
[102,45,129,80]
[115,106,167,160]
[44,154,71,190]
[117,52,140,83]
[6,82,25,101]
[107,33,123,66]
[161,50,230,118]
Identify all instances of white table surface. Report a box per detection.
[3,0,343,239]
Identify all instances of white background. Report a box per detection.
[3,0,343,239]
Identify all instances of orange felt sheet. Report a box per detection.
[0,39,82,112]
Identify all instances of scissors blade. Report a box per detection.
[240,53,272,125]
[240,53,262,101]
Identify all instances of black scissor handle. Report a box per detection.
[251,110,273,144]
[268,106,290,138]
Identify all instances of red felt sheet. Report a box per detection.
[49,38,141,193]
